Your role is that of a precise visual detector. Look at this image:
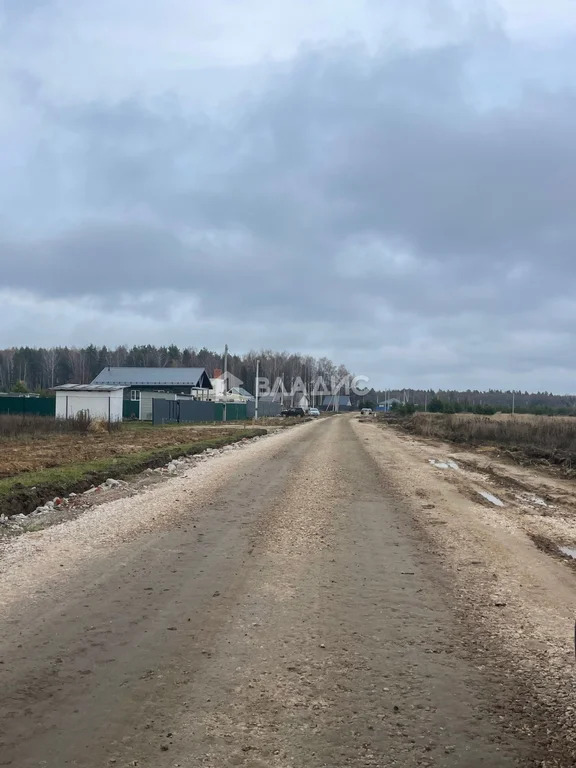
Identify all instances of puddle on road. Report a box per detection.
[429,459,459,470]
[558,546,576,559]
[478,491,505,507]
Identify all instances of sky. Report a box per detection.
[1,0,576,392]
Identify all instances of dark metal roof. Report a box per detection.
[53,384,125,392]
[91,367,212,389]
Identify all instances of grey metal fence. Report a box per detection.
[153,399,216,425]
[246,400,282,418]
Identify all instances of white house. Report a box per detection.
[54,384,124,422]
[209,372,247,402]
[226,386,255,403]
[210,375,226,399]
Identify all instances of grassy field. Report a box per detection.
[0,421,269,518]
[399,412,576,467]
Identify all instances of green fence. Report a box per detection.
[0,397,56,416]
[0,397,247,422]
[214,403,248,421]
[122,401,140,420]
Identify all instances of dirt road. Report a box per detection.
[0,415,573,766]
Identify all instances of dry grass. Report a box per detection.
[0,413,93,439]
[0,422,266,479]
[404,412,576,462]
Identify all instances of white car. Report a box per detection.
[361,407,373,415]
[308,407,320,417]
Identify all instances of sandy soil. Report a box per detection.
[0,415,574,766]
[357,417,576,766]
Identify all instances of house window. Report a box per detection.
[131,390,141,401]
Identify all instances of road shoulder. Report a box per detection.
[354,416,576,766]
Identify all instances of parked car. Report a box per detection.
[360,407,373,416]
[308,407,320,417]
[281,407,306,417]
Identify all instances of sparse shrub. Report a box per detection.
[0,412,96,439]
[68,411,92,432]
[404,412,576,463]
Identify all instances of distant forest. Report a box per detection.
[0,345,350,394]
[1,346,575,413]
[371,389,576,415]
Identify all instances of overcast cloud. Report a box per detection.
[1,0,576,391]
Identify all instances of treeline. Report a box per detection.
[0,345,350,394]
[373,389,576,413]
[389,400,576,417]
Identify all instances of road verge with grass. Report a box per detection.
[0,428,267,518]
[391,412,576,473]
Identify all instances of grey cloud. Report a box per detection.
[1,221,346,325]
[49,41,576,275]
[2,225,186,297]
[3,14,576,389]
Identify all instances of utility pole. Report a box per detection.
[223,344,228,423]
[254,359,260,421]
[512,391,515,416]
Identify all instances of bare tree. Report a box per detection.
[43,348,57,389]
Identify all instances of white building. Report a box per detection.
[209,372,250,402]
[210,375,226,399]
[54,384,124,422]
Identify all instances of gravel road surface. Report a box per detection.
[1,415,568,766]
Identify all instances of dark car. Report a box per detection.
[281,407,306,417]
